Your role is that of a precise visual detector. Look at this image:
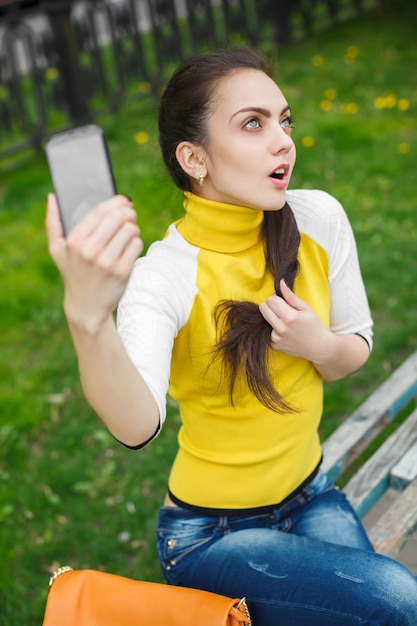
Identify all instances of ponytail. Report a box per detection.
[213,203,300,412]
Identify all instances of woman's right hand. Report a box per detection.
[46,193,143,333]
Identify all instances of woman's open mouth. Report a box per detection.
[268,163,289,188]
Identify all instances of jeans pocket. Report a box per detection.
[156,518,216,585]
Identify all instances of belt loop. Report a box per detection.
[215,515,230,532]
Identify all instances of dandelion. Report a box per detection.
[134,131,149,145]
[398,98,411,111]
[385,94,397,109]
[374,96,387,109]
[324,88,337,100]
[340,102,359,114]
[302,136,315,148]
[344,45,359,64]
[320,99,333,112]
[312,55,324,67]
[45,67,59,81]
[398,143,410,154]
[374,95,397,109]
[138,81,152,94]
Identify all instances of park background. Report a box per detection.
[0,0,416,623]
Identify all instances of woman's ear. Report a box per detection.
[176,141,207,181]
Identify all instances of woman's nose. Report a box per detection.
[270,123,294,154]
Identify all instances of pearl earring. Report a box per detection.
[199,174,205,186]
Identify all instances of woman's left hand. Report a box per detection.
[259,279,330,362]
[259,279,370,380]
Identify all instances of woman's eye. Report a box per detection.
[280,116,295,130]
[244,117,261,129]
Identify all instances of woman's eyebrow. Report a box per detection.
[231,104,291,120]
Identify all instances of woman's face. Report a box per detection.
[201,69,296,211]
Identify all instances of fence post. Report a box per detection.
[271,0,293,44]
[44,0,92,125]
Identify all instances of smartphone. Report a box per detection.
[45,124,117,235]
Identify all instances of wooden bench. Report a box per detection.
[321,349,417,559]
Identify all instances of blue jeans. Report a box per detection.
[156,470,417,625]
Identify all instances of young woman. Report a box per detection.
[46,47,417,625]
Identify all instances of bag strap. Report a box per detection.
[48,565,73,588]
[229,598,252,625]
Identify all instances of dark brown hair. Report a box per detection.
[158,47,300,412]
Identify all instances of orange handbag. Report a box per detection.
[42,566,252,626]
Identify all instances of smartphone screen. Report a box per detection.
[45,125,117,235]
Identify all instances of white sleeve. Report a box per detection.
[116,226,199,426]
[327,199,373,349]
[287,189,373,349]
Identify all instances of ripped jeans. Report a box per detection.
[156,470,417,625]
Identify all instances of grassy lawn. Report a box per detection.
[0,1,416,623]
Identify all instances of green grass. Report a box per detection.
[0,1,416,623]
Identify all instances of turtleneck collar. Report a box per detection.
[176,192,264,253]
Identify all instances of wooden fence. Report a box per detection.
[0,0,385,159]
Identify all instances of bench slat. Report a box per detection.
[343,408,417,518]
[368,478,417,558]
[322,350,417,480]
[390,442,417,491]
